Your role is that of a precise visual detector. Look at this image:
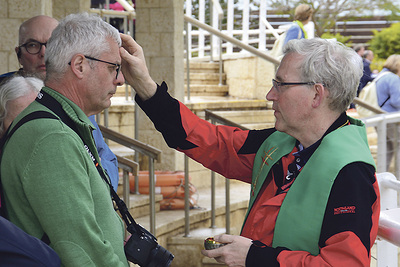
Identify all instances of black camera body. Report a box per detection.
[124,224,174,267]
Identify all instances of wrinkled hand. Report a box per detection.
[201,234,252,267]
[119,33,157,100]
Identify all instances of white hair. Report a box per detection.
[45,12,121,80]
[0,76,43,136]
[284,38,363,112]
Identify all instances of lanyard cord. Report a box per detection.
[35,90,139,234]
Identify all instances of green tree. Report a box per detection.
[266,0,400,37]
[369,23,400,59]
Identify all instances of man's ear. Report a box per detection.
[312,83,327,108]
[69,54,86,79]
[15,47,21,58]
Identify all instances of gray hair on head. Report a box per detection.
[45,12,121,80]
[283,38,363,112]
[0,76,43,136]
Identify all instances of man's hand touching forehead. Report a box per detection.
[119,33,156,100]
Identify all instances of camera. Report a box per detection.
[124,224,174,267]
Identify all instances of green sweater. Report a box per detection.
[1,87,128,266]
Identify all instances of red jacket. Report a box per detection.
[137,83,380,266]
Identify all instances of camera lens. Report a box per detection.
[147,245,174,267]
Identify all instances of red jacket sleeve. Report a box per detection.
[135,82,275,182]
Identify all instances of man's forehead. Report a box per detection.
[276,53,303,79]
[19,18,58,44]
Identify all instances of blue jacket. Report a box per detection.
[0,216,60,266]
[283,23,305,46]
[358,59,374,94]
[89,116,119,190]
[376,68,400,112]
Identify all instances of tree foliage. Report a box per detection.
[369,23,400,59]
[267,0,400,37]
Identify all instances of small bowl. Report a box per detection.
[204,237,226,250]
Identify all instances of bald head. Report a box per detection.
[16,15,58,80]
[18,15,59,45]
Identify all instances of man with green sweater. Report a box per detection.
[1,13,128,266]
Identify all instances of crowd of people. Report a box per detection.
[0,7,396,267]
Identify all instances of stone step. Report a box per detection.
[185,73,227,84]
[127,193,163,218]
[184,96,271,113]
[134,180,250,254]
[185,62,220,73]
[211,110,275,124]
[185,85,229,96]
[168,227,227,267]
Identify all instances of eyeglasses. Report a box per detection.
[272,79,318,92]
[19,40,47,55]
[85,56,121,79]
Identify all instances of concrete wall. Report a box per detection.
[224,54,276,100]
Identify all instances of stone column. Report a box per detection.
[135,0,185,171]
[52,0,90,20]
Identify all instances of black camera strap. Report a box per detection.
[35,90,141,235]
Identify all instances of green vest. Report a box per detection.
[243,117,375,255]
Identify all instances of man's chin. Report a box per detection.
[30,71,46,81]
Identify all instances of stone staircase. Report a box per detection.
[185,62,229,96]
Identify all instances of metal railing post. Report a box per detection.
[185,21,191,100]
[210,118,216,228]
[149,157,156,234]
[134,103,140,195]
[225,179,230,234]
[218,18,223,86]
[123,169,130,215]
[211,170,216,228]
[184,155,191,236]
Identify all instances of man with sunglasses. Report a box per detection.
[0,15,119,191]
[1,13,128,265]
[119,35,379,266]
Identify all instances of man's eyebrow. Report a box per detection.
[20,38,39,45]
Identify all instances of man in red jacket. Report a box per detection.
[119,34,379,266]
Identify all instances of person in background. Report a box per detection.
[358,50,375,95]
[349,44,366,109]
[0,15,119,190]
[1,13,128,266]
[0,76,42,138]
[376,54,400,170]
[354,44,366,58]
[283,4,314,46]
[119,34,379,266]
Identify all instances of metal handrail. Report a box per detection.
[99,125,162,234]
[205,109,250,130]
[361,112,400,178]
[115,155,138,216]
[184,15,280,66]
[353,97,387,115]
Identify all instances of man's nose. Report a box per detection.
[39,45,46,57]
[266,86,276,101]
[116,71,125,86]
